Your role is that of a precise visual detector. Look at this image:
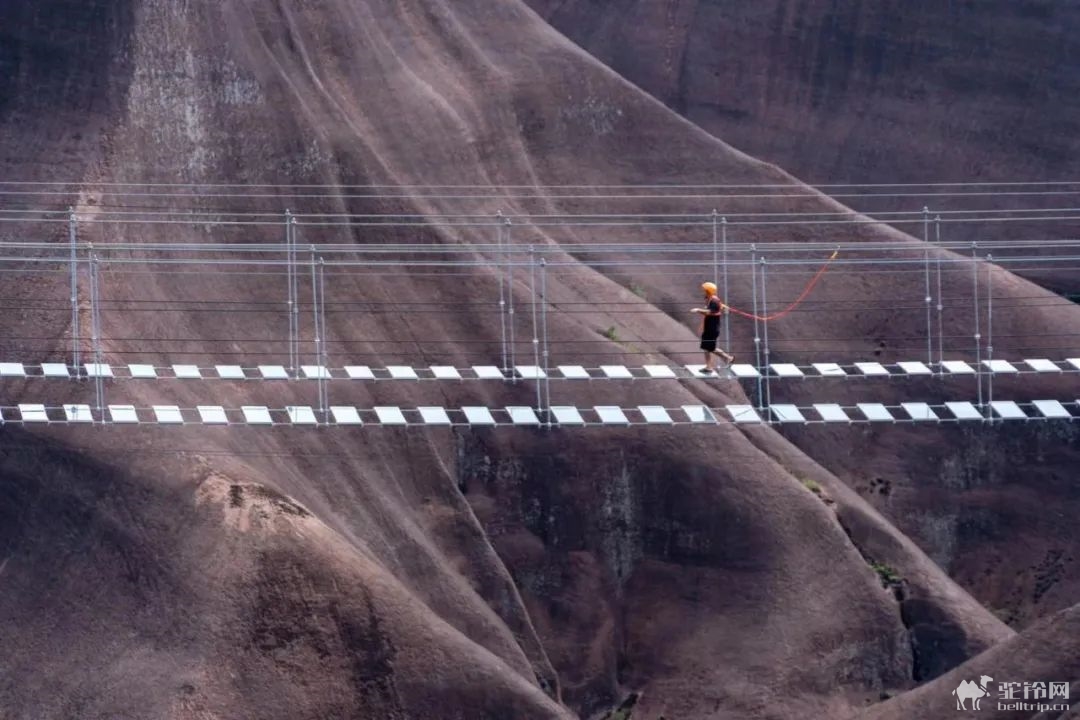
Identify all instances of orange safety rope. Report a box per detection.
[722,250,839,322]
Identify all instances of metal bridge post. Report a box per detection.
[530,245,542,416]
[923,206,933,368]
[540,257,551,427]
[291,216,301,380]
[506,217,516,380]
[711,209,718,301]
[309,246,324,425]
[69,207,80,377]
[89,251,104,421]
[972,243,984,412]
[722,216,730,353]
[285,210,295,378]
[761,256,772,418]
[497,212,508,373]
[985,253,994,423]
[750,245,763,410]
[935,215,944,373]
[319,259,329,425]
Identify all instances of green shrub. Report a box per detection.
[870,561,902,588]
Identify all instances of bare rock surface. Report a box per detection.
[0,1,1075,718]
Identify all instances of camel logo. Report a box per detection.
[952,675,993,710]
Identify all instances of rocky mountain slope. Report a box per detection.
[860,602,1080,720]
[526,0,1080,302]
[526,0,1080,636]
[526,0,1080,186]
[0,1,1076,718]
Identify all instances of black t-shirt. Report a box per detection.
[702,297,721,338]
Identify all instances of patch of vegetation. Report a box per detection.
[868,476,892,496]
[249,484,311,517]
[601,693,639,720]
[600,325,619,342]
[870,561,902,589]
[797,476,834,506]
[630,282,647,299]
[227,482,310,517]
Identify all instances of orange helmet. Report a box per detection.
[701,282,718,296]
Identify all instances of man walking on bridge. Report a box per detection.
[691,282,734,375]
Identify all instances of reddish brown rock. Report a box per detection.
[0,2,1075,718]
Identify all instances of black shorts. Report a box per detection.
[700,338,718,352]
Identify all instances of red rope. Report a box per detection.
[723,250,839,322]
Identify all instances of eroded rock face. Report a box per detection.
[525,1,1080,306]
[860,602,1080,720]
[776,419,1080,630]
[0,1,1071,718]
[526,0,1080,185]
[900,598,970,682]
[457,432,923,717]
[519,7,1080,624]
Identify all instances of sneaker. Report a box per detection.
[699,368,715,375]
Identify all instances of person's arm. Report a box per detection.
[692,299,724,316]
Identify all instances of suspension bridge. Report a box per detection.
[2,180,1080,430]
